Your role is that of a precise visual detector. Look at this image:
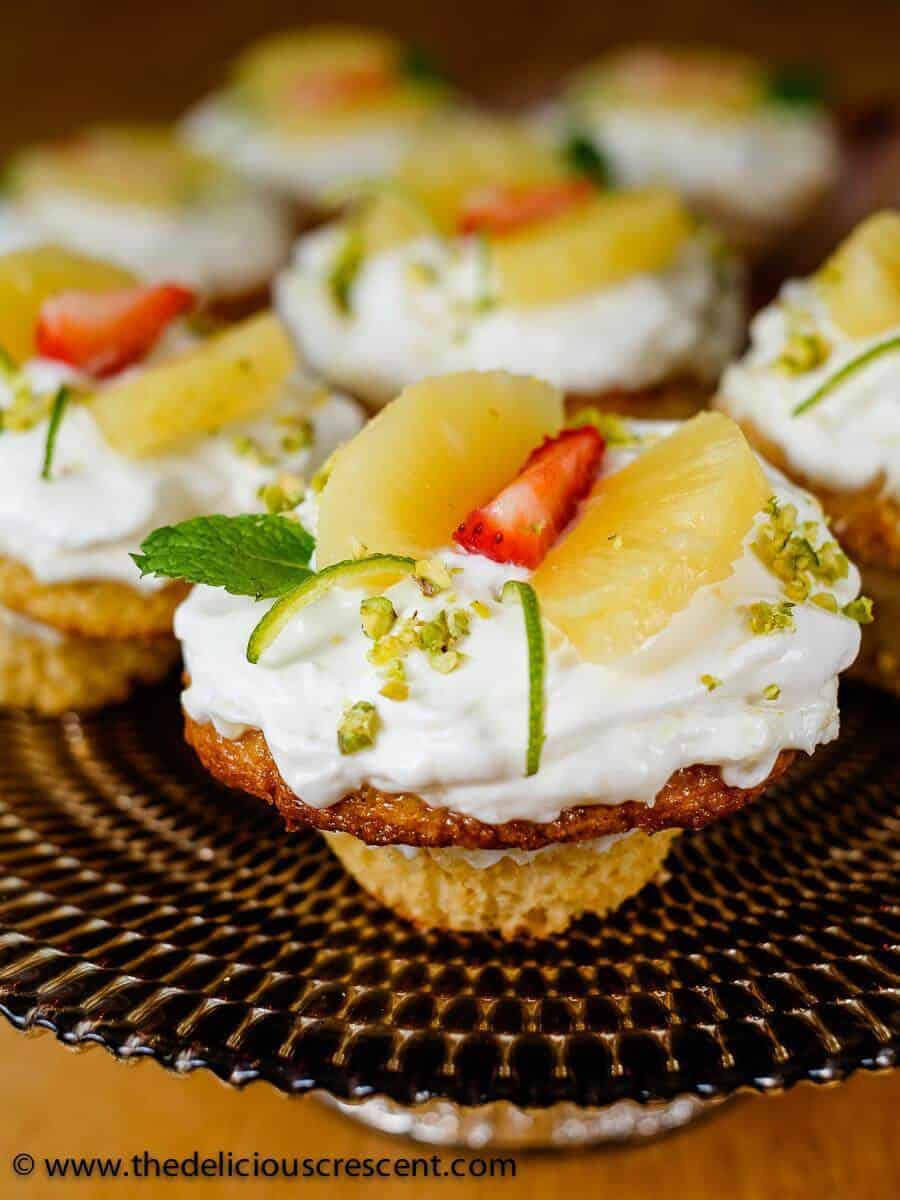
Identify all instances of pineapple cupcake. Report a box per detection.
[139,372,864,938]
[3,125,292,310]
[717,213,900,692]
[0,246,363,714]
[182,27,451,219]
[276,115,743,416]
[539,46,838,254]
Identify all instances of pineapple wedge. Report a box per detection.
[91,313,294,457]
[0,244,135,363]
[533,413,768,663]
[819,212,900,338]
[316,370,563,567]
[397,114,567,234]
[13,125,227,210]
[491,189,693,307]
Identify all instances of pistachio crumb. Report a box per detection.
[360,595,396,640]
[337,701,379,755]
[379,679,409,702]
[747,600,796,636]
[810,592,839,613]
[414,557,452,596]
[842,596,874,624]
[763,683,781,701]
[700,674,722,691]
[470,600,492,619]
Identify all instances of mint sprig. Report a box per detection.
[563,132,613,188]
[41,386,70,481]
[132,514,314,599]
[501,580,546,777]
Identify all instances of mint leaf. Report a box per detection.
[41,386,70,481]
[132,514,314,599]
[767,65,826,107]
[564,133,613,188]
[400,44,446,87]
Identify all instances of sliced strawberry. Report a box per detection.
[457,180,594,237]
[289,64,393,110]
[36,283,195,378]
[454,425,605,568]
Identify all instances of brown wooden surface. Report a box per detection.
[1,3,898,1196]
[0,1021,895,1198]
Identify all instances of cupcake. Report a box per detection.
[139,371,864,938]
[0,245,363,713]
[182,26,451,220]
[3,125,292,311]
[540,45,838,255]
[718,213,899,692]
[275,114,743,417]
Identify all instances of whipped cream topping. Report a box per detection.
[4,188,292,299]
[277,228,743,402]
[543,102,837,226]
[177,422,861,826]
[719,279,900,499]
[182,100,425,204]
[0,357,364,590]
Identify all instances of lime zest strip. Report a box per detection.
[501,580,546,777]
[247,554,416,664]
[793,335,900,416]
[41,386,70,481]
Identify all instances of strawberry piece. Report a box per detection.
[454,425,604,568]
[457,180,594,237]
[36,283,195,377]
[290,64,393,110]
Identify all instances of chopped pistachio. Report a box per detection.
[337,701,379,755]
[747,600,796,635]
[257,472,305,514]
[843,596,874,624]
[232,433,275,465]
[280,417,314,454]
[608,533,623,550]
[449,608,471,639]
[810,591,839,613]
[814,541,849,584]
[470,599,492,619]
[418,610,452,654]
[414,557,452,596]
[429,649,461,674]
[567,406,636,446]
[329,228,364,315]
[700,674,722,691]
[763,683,781,701]
[360,595,396,640]
[379,678,409,702]
[776,330,830,374]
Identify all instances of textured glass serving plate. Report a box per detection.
[0,682,896,1147]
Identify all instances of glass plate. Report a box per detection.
[0,681,896,1126]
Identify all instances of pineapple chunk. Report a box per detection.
[232,27,440,132]
[354,186,436,254]
[819,212,900,338]
[12,125,227,210]
[533,413,768,663]
[491,188,693,307]
[0,244,135,363]
[91,313,294,457]
[397,114,567,233]
[570,47,764,114]
[316,370,563,567]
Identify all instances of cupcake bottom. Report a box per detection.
[0,611,178,714]
[324,829,680,937]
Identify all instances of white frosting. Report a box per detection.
[546,102,837,226]
[277,228,743,401]
[177,423,861,825]
[182,99,423,203]
[720,279,900,499]
[6,188,292,299]
[0,357,364,589]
